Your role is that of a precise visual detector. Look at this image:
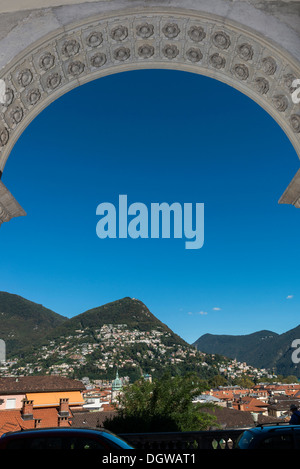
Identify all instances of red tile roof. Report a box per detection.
[33,408,66,428]
[232,396,269,412]
[0,396,75,437]
[0,410,35,436]
[0,406,74,436]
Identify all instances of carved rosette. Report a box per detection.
[18,69,33,87]
[186,48,203,63]
[136,23,154,39]
[68,61,85,77]
[0,127,9,147]
[86,32,103,48]
[209,53,226,69]
[283,73,297,93]
[4,88,14,107]
[62,39,80,58]
[233,63,249,81]
[113,47,130,61]
[10,106,23,125]
[46,73,62,90]
[138,44,155,59]
[290,115,300,133]
[272,94,288,112]
[27,88,41,106]
[162,23,180,39]
[90,53,106,68]
[212,31,231,50]
[162,44,179,60]
[39,52,55,71]
[253,77,269,95]
[0,11,299,166]
[237,43,254,61]
[110,26,128,42]
[261,56,277,75]
[188,25,206,42]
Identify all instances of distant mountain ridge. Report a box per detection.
[1,293,213,382]
[0,297,227,381]
[0,293,186,356]
[2,291,300,379]
[193,326,300,378]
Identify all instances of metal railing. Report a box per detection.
[119,428,246,450]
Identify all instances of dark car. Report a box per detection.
[235,423,300,449]
[0,427,134,450]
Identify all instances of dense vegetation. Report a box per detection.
[103,372,218,433]
[0,292,67,354]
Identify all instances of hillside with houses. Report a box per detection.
[0,293,278,384]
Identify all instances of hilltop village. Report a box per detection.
[0,322,274,384]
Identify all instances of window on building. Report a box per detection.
[5,398,16,409]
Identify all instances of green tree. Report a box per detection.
[103,372,218,433]
[208,374,228,388]
[281,375,299,384]
[233,374,255,388]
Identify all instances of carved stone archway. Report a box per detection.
[0,2,300,225]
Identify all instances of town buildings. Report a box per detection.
[0,372,299,435]
[201,383,300,427]
[0,376,85,435]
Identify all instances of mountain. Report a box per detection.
[193,326,300,378]
[0,291,67,355]
[4,296,223,382]
[1,293,281,382]
[43,296,187,347]
[193,330,278,365]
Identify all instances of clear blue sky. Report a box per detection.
[1,69,300,344]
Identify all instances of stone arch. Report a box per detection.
[0,4,300,224]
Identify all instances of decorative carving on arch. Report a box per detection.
[0,8,299,223]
